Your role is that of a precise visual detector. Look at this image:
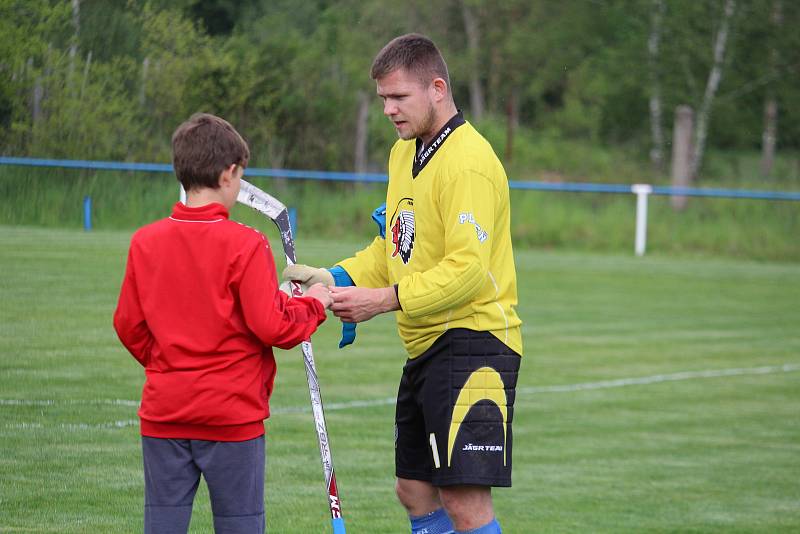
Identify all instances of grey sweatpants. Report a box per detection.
[142,436,265,534]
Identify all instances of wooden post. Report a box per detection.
[671,105,693,211]
[632,184,653,256]
[761,99,777,178]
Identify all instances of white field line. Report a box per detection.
[517,363,800,394]
[0,398,139,407]
[4,420,140,430]
[2,363,799,430]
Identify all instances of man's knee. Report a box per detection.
[438,485,494,530]
[396,478,441,516]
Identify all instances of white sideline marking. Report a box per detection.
[4,420,140,430]
[0,398,139,407]
[2,363,799,429]
[273,397,396,414]
[517,363,800,394]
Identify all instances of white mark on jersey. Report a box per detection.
[462,443,504,452]
[458,212,488,243]
[488,270,509,344]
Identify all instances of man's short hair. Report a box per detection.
[370,33,450,87]
[171,113,250,191]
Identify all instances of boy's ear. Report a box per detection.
[219,164,237,187]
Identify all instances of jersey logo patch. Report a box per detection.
[390,198,415,264]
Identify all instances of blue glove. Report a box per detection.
[372,203,386,238]
[327,266,356,348]
[329,203,387,349]
[328,202,386,349]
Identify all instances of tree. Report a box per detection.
[760,0,782,177]
[689,0,736,181]
[460,0,485,121]
[648,0,666,173]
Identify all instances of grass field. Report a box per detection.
[1,225,799,533]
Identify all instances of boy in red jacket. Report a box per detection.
[114,113,331,534]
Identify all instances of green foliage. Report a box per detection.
[2,0,800,176]
[0,0,798,263]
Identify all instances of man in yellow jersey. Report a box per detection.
[284,34,521,534]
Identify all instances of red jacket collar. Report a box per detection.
[170,202,229,221]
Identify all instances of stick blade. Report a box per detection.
[237,179,286,221]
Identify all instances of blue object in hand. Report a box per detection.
[327,203,387,349]
[327,266,356,348]
[372,202,386,238]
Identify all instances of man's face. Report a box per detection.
[376,68,437,142]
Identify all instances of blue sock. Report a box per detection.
[410,508,454,534]
[455,518,501,534]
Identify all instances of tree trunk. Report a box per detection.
[68,0,80,96]
[505,88,519,162]
[80,50,92,100]
[761,0,782,178]
[487,46,501,115]
[648,0,666,174]
[460,0,484,121]
[140,57,149,107]
[354,89,370,173]
[690,0,736,181]
[33,77,43,124]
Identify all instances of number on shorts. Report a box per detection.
[429,433,441,469]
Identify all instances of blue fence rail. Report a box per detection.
[3,156,800,201]
[2,156,799,255]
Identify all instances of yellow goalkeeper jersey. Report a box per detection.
[338,113,522,358]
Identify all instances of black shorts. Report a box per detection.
[395,328,521,487]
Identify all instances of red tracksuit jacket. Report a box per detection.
[113,202,326,441]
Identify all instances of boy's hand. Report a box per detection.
[305,283,333,310]
[282,264,334,290]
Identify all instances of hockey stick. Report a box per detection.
[237,179,346,534]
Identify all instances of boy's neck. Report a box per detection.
[185,188,228,209]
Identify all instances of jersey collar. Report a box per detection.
[171,202,230,221]
[413,111,466,178]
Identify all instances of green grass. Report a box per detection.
[1,226,799,532]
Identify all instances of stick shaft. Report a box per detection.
[237,180,345,531]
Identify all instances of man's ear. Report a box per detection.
[431,77,448,103]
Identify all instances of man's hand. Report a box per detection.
[282,264,334,290]
[329,286,400,323]
[304,283,333,310]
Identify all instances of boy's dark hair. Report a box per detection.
[171,113,250,191]
[370,33,450,88]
